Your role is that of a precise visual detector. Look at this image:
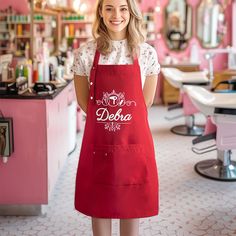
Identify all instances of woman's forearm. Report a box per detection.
[77,98,88,114]
[74,75,90,114]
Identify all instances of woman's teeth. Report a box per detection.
[111,21,122,25]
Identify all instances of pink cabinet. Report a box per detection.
[0,81,76,205]
[233,1,236,48]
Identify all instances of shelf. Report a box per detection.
[15,35,31,38]
[35,36,54,39]
[146,30,156,33]
[49,6,75,13]
[144,20,155,23]
[34,20,52,24]
[62,20,92,24]
[0,48,9,51]
[7,22,31,24]
[143,12,154,16]
[0,7,61,59]
[34,8,58,16]
[66,36,91,39]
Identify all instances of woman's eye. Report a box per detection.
[105,8,112,11]
[121,8,128,11]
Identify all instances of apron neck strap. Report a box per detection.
[133,57,139,67]
[132,47,140,66]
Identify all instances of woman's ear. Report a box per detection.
[98,4,103,18]
[99,9,103,18]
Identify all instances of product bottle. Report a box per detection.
[15,63,24,78]
[44,62,49,82]
[17,24,22,36]
[42,42,50,82]
[33,61,38,83]
[23,64,28,81]
[65,25,69,38]
[27,60,33,87]
[38,62,44,82]
[49,63,55,81]
[56,65,64,80]
[25,42,30,60]
[15,66,19,79]
[69,24,74,37]
[73,38,79,49]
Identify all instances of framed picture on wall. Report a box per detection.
[0,117,14,157]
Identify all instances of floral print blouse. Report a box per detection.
[71,39,160,87]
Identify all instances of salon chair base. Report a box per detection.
[171,125,204,136]
[195,159,236,181]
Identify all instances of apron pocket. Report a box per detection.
[91,144,148,186]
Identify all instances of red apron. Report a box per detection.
[75,50,159,219]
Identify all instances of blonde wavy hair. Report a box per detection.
[92,0,146,55]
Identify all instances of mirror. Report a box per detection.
[164,0,192,51]
[197,0,226,48]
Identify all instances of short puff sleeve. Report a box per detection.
[145,45,160,76]
[71,48,87,76]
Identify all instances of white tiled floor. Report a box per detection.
[1,106,236,236]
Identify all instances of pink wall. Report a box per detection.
[233,0,236,47]
[148,0,232,71]
[0,0,30,14]
[0,0,233,70]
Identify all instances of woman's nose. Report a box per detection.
[113,9,120,18]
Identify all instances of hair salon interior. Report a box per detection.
[0,0,236,235]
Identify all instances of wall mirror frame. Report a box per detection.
[196,0,227,49]
[164,0,193,51]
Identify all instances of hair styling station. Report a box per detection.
[182,47,236,181]
[161,68,209,136]
[161,46,236,138]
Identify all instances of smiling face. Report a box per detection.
[100,0,130,40]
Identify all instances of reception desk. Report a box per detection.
[0,81,78,215]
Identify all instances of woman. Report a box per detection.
[72,0,160,235]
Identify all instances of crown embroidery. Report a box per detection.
[96,90,136,107]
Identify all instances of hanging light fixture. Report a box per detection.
[80,2,88,13]
[155,6,161,13]
[73,0,81,12]
[47,0,57,6]
[155,0,161,13]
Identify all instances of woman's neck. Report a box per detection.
[108,30,127,41]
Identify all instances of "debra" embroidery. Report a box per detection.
[96,108,132,122]
[96,90,136,132]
